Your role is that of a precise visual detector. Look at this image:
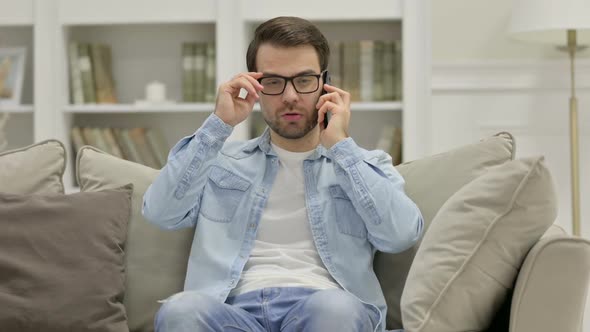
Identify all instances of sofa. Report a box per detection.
[0,132,589,332]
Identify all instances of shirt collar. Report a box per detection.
[242,126,330,160]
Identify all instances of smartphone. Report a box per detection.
[320,71,331,128]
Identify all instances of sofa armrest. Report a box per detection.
[510,227,590,332]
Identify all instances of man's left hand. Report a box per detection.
[316,83,351,149]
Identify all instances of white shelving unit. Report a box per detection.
[0,0,35,150]
[1,0,431,190]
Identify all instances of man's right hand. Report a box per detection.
[214,72,265,127]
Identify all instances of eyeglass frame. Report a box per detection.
[257,70,328,95]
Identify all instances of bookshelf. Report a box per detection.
[0,0,35,150]
[1,0,431,192]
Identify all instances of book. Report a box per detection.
[119,128,144,164]
[392,40,403,101]
[182,42,195,102]
[382,41,395,101]
[342,41,361,101]
[389,126,403,165]
[90,127,111,153]
[78,43,96,104]
[91,43,117,104]
[102,127,124,159]
[372,40,385,101]
[205,41,216,102]
[375,125,403,165]
[112,128,135,163]
[128,127,160,169]
[70,126,86,156]
[360,40,374,102]
[68,42,84,104]
[145,128,169,168]
[328,41,342,89]
[194,42,207,102]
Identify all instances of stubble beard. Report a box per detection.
[262,105,319,140]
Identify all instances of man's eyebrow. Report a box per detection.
[262,69,318,77]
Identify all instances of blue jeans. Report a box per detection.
[155,287,382,332]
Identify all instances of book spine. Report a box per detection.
[78,43,96,104]
[68,42,84,104]
[360,40,374,102]
[182,42,195,102]
[205,41,216,102]
[194,42,207,102]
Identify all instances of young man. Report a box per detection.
[142,16,423,332]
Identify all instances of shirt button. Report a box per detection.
[249,223,256,228]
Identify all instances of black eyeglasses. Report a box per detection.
[257,70,327,95]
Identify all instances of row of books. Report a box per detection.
[328,40,402,102]
[182,41,216,103]
[71,126,169,169]
[375,125,403,166]
[69,42,117,104]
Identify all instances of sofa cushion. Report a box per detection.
[76,146,195,332]
[374,132,515,329]
[0,184,133,332]
[0,139,66,195]
[400,156,557,332]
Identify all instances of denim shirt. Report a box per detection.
[142,113,424,332]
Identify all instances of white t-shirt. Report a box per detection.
[229,143,341,296]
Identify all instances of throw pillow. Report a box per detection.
[76,146,195,332]
[0,184,133,332]
[401,156,557,332]
[374,132,515,329]
[0,139,66,195]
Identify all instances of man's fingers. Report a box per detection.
[316,91,343,110]
[317,101,337,124]
[323,83,350,104]
[229,77,260,99]
[238,73,265,92]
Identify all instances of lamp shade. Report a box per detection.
[508,0,590,44]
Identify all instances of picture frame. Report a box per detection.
[0,47,26,106]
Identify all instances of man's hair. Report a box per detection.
[246,16,330,72]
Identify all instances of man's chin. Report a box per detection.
[273,125,311,140]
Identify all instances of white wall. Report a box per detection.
[432,0,590,61]
[431,0,590,330]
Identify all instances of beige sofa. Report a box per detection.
[0,133,589,332]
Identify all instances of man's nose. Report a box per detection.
[281,81,299,102]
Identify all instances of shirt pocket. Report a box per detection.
[200,166,251,223]
[329,185,367,239]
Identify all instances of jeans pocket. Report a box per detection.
[200,166,251,223]
[329,185,367,239]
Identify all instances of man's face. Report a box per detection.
[256,43,323,140]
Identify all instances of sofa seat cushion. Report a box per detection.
[374,132,515,329]
[76,145,195,332]
[401,156,557,332]
[0,184,133,332]
[0,139,66,195]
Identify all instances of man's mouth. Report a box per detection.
[282,112,303,121]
